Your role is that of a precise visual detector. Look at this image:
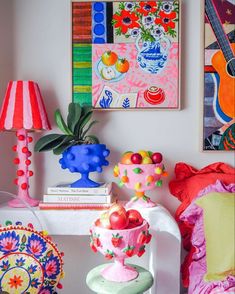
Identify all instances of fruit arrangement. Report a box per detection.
[119,150,163,165]
[97,50,130,81]
[113,150,168,208]
[89,203,151,282]
[93,202,146,230]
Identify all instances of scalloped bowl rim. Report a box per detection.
[92,219,148,233]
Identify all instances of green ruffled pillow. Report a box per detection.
[196,192,235,282]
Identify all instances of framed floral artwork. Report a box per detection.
[203,0,235,150]
[71,1,181,109]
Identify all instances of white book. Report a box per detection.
[43,193,114,204]
[47,182,112,195]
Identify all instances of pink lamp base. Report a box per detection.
[125,196,157,209]
[8,197,39,208]
[101,263,138,282]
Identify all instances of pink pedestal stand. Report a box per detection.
[125,193,156,209]
[101,258,138,282]
[8,129,39,208]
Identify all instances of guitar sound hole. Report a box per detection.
[227,58,235,77]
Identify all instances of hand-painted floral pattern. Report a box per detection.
[28,264,38,274]
[16,257,25,266]
[0,260,10,271]
[0,226,63,294]
[44,254,61,280]
[137,2,158,16]
[0,231,20,253]
[155,10,177,33]
[8,274,23,289]
[31,278,41,289]
[26,233,47,258]
[113,10,140,34]
[112,1,179,41]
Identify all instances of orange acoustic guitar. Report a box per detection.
[205,0,235,120]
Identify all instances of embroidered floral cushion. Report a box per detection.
[0,222,64,294]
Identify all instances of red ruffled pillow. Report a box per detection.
[169,162,235,287]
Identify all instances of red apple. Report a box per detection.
[126,209,143,227]
[131,153,143,164]
[109,211,129,230]
[108,203,126,217]
[99,212,112,229]
[151,152,163,164]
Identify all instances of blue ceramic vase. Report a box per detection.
[59,144,110,188]
[136,35,171,74]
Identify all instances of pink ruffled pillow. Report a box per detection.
[180,181,235,293]
[169,162,235,287]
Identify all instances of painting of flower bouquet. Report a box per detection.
[72,1,180,109]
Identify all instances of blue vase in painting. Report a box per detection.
[136,35,171,74]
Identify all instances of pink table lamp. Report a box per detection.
[0,81,51,207]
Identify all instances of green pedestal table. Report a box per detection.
[86,263,154,294]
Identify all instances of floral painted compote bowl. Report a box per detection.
[114,150,168,208]
[89,203,152,282]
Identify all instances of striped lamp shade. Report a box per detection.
[0,81,51,131]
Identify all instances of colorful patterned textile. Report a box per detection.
[0,224,64,293]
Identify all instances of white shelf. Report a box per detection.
[0,204,181,238]
[0,204,101,235]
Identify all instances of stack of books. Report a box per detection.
[39,182,115,210]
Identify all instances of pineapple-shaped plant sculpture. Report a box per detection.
[34,103,110,187]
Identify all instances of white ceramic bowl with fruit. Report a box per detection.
[113,150,167,208]
[96,50,130,82]
[89,203,151,282]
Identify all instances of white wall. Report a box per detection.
[0,0,15,192]
[0,0,234,293]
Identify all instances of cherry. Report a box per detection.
[131,153,142,164]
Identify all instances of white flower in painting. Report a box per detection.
[125,2,135,11]
[142,15,155,28]
[162,2,174,13]
[152,26,165,39]
[130,28,140,38]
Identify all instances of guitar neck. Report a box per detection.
[205,0,234,62]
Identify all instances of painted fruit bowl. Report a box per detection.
[95,50,130,83]
[95,59,126,83]
[114,151,167,208]
[90,220,150,282]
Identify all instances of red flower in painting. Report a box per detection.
[8,275,23,289]
[137,2,157,16]
[113,10,140,34]
[155,10,177,32]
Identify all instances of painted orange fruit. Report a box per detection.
[115,59,130,73]
[101,51,118,66]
